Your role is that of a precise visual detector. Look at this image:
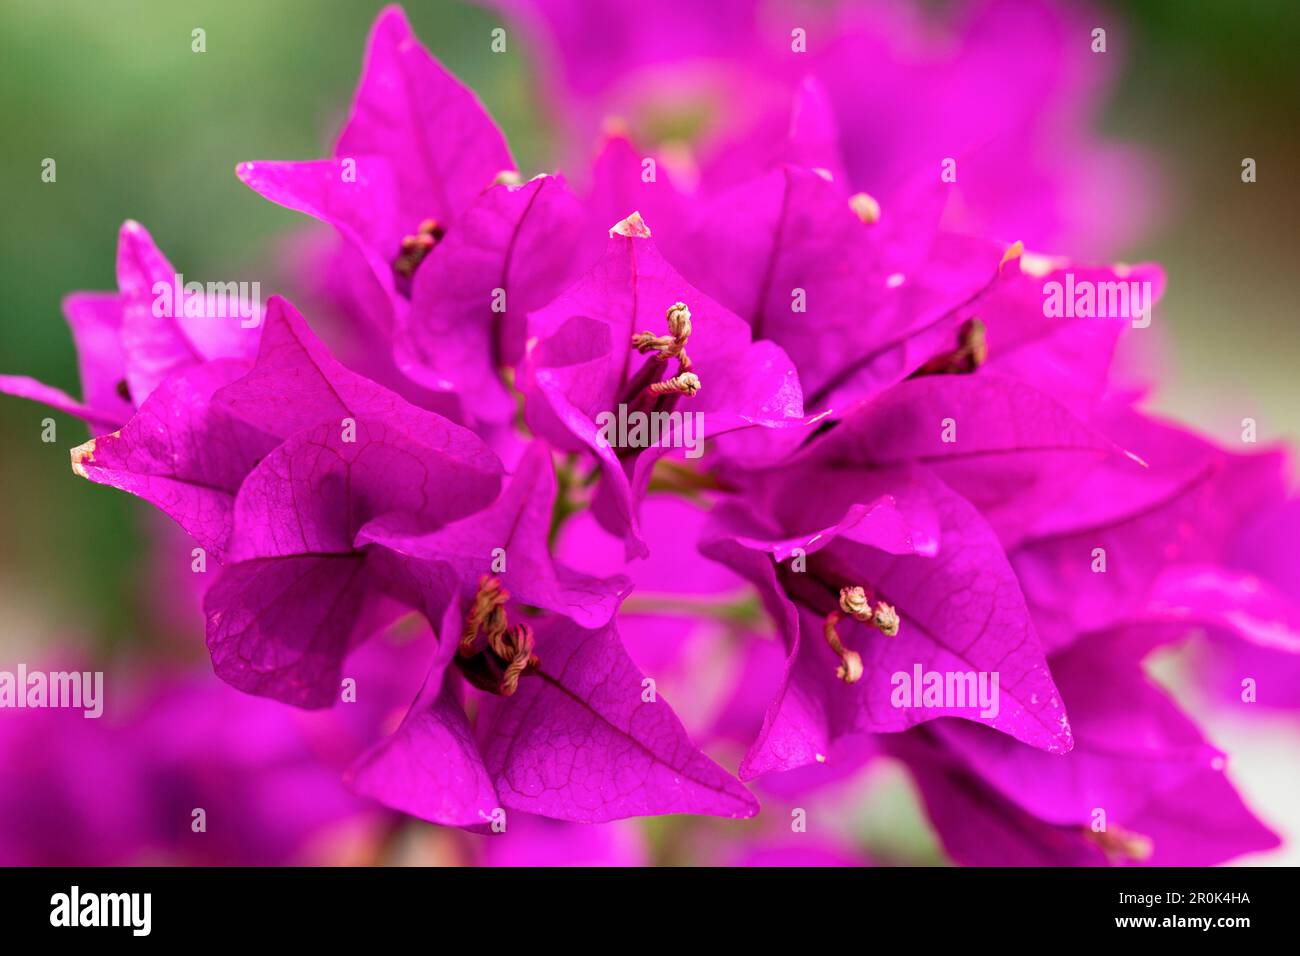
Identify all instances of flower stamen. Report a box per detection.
[823,585,900,684]
[456,575,540,697]
[838,585,900,637]
[460,574,509,657]
[394,218,446,278]
[648,371,701,397]
[620,301,702,409]
[493,622,537,697]
[912,317,987,377]
[823,610,864,684]
[632,301,694,371]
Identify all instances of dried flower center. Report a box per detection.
[649,371,701,397]
[823,585,900,684]
[632,301,693,369]
[625,301,701,400]
[454,575,539,697]
[393,218,447,279]
[912,317,987,377]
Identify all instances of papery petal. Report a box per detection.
[1142,565,1300,654]
[215,297,502,491]
[236,157,402,329]
[721,477,936,564]
[348,600,499,827]
[1012,411,1287,652]
[398,174,586,422]
[0,375,122,430]
[558,492,775,742]
[931,636,1223,825]
[116,221,259,403]
[897,734,1107,866]
[804,373,1133,543]
[115,220,194,403]
[70,359,275,559]
[1128,769,1279,866]
[897,731,1277,867]
[677,165,1002,413]
[204,552,405,709]
[227,415,500,561]
[583,131,688,258]
[1232,496,1300,597]
[479,615,758,822]
[358,442,631,628]
[983,258,1166,417]
[785,78,848,186]
[707,469,1071,775]
[63,291,133,423]
[337,5,514,225]
[194,299,502,707]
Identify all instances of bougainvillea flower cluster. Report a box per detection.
[4,2,1295,865]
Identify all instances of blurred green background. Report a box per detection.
[0,0,1297,861]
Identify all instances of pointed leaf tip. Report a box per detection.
[70,437,98,478]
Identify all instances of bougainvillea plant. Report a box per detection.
[3,2,1295,865]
